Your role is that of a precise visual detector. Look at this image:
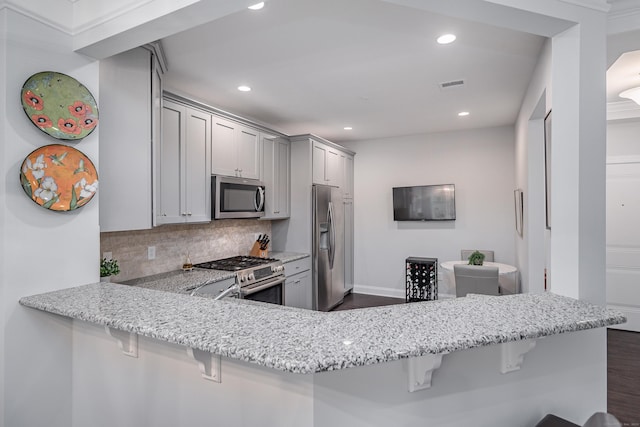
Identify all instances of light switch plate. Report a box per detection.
[148,246,156,260]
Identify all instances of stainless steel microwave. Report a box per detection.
[212,175,265,219]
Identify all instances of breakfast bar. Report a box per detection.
[19,281,624,426]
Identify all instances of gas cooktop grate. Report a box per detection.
[193,256,279,271]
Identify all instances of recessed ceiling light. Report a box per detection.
[344,126,353,130]
[437,34,456,45]
[237,85,251,92]
[458,111,470,117]
[248,2,264,10]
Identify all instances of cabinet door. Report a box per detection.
[325,147,340,185]
[211,116,238,177]
[158,101,185,224]
[285,271,312,309]
[261,133,283,219]
[276,138,291,217]
[236,125,260,179]
[184,108,211,223]
[298,271,313,310]
[285,276,301,308]
[312,143,327,184]
[343,154,354,199]
[151,53,163,227]
[344,199,354,292]
[99,47,153,231]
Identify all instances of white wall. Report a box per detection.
[514,40,551,294]
[1,9,100,427]
[342,126,515,297]
[0,8,6,421]
[607,119,640,157]
[606,119,640,331]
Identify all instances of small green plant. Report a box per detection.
[100,258,120,277]
[467,251,485,266]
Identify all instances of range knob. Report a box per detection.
[238,274,246,283]
[277,266,285,272]
[248,273,255,281]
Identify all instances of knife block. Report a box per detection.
[249,241,269,258]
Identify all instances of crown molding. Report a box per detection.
[607,99,640,120]
[0,2,73,34]
[607,0,640,19]
[559,0,612,12]
[143,40,168,73]
[71,0,154,35]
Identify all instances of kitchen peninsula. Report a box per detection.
[19,279,624,426]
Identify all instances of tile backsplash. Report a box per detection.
[100,219,271,281]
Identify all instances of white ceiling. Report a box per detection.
[607,49,640,102]
[161,0,545,143]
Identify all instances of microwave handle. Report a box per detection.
[255,187,265,212]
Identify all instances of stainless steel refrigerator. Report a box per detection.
[312,184,345,311]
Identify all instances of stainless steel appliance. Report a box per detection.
[212,175,265,219]
[191,256,285,305]
[313,184,344,311]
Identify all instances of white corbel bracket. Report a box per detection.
[104,326,138,358]
[500,339,537,374]
[407,353,445,392]
[187,348,221,382]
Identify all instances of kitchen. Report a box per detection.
[0,1,633,427]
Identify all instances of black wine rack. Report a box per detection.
[405,257,438,302]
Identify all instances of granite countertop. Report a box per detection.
[19,283,625,374]
[120,252,309,294]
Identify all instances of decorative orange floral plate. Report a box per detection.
[21,71,98,140]
[20,144,98,211]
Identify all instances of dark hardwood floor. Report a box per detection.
[331,292,405,311]
[608,329,640,425]
[332,294,639,424]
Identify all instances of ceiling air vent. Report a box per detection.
[439,79,465,89]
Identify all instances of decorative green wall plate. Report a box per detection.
[21,71,98,140]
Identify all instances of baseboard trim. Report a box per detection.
[607,304,640,332]
[351,285,455,301]
[352,284,404,299]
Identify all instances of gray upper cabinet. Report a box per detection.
[342,153,354,199]
[261,133,290,219]
[211,116,260,180]
[157,100,211,225]
[312,141,341,186]
[99,47,159,232]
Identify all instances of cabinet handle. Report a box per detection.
[182,212,187,216]
[294,280,301,284]
[187,212,192,216]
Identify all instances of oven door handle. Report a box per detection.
[241,277,285,296]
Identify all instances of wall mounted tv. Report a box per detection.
[392,184,456,221]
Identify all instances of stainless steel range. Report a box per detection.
[191,256,285,305]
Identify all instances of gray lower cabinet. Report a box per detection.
[285,271,312,310]
[284,256,312,309]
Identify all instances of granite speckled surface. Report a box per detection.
[120,252,309,294]
[19,283,625,374]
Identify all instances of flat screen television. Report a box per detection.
[392,184,456,221]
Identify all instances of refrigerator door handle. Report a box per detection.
[328,202,335,268]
